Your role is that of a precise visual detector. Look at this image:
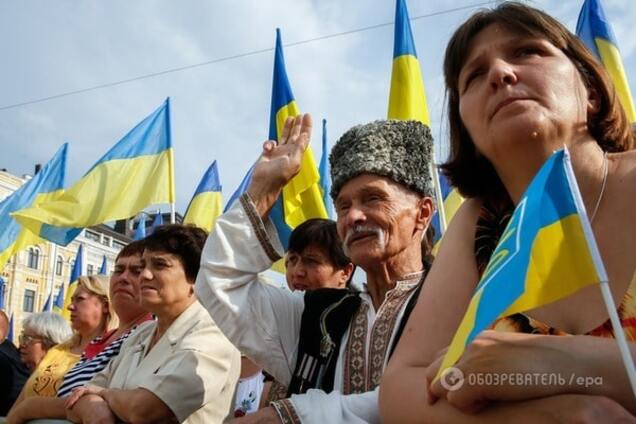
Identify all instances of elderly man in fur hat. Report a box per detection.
[195,114,435,423]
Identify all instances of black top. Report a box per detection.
[0,339,30,415]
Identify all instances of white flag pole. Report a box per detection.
[564,147,636,397]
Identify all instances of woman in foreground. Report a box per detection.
[380,2,636,422]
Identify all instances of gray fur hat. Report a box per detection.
[329,119,434,201]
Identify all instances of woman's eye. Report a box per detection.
[517,46,542,57]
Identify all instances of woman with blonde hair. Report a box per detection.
[7,275,114,423]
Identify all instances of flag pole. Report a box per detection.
[170,203,176,224]
[598,281,636,397]
[564,147,636,397]
[431,163,447,231]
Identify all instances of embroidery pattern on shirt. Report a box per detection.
[240,193,281,262]
[342,302,369,394]
[367,276,421,389]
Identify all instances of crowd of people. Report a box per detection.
[0,2,635,422]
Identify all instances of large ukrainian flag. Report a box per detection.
[269,28,327,249]
[387,0,429,124]
[0,143,67,272]
[387,0,461,245]
[183,161,223,232]
[13,99,175,245]
[577,0,636,122]
[437,149,604,378]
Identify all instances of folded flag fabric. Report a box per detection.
[0,143,67,271]
[13,99,175,246]
[268,28,327,251]
[576,0,636,122]
[437,148,604,378]
[184,161,223,232]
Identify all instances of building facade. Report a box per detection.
[0,169,132,337]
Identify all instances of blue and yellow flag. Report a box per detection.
[387,0,461,244]
[184,161,223,232]
[431,173,463,245]
[387,0,429,123]
[53,287,64,315]
[268,28,328,252]
[61,244,84,319]
[223,166,253,213]
[577,0,636,122]
[319,119,334,219]
[150,211,164,234]
[133,214,147,241]
[42,292,52,312]
[13,99,175,246]
[0,277,5,309]
[0,144,67,272]
[437,149,604,378]
[99,255,107,275]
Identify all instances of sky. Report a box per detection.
[1,0,636,217]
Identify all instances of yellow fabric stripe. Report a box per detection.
[597,38,636,122]
[502,214,599,315]
[275,101,328,228]
[14,149,174,232]
[0,189,64,272]
[436,289,483,380]
[443,189,463,227]
[61,282,78,320]
[183,191,222,233]
[388,55,430,125]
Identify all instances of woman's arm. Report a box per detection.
[426,331,636,414]
[379,198,484,422]
[6,396,68,424]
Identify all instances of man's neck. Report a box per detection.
[364,255,423,311]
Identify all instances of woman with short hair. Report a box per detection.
[18,312,72,372]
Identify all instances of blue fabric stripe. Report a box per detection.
[86,99,170,173]
[268,28,296,141]
[393,0,418,58]
[576,0,618,61]
[194,161,222,195]
[467,150,577,342]
[0,143,67,252]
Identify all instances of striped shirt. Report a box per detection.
[57,327,136,398]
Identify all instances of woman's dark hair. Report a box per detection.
[442,1,633,202]
[116,239,145,261]
[142,224,208,283]
[288,218,351,269]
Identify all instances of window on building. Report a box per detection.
[87,264,94,275]
[101,236,111,246]
[23,289,35,312]
[56,256,64,276]
[85,230,100,242]
[27,248,40,269]
[112,240,126,250]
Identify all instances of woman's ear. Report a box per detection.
[339,263,355,285]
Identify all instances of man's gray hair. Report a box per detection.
[22,312,72,348]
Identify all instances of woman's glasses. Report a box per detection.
[19,333,43,346]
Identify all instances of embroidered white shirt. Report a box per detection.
[195,195,421,424]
